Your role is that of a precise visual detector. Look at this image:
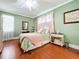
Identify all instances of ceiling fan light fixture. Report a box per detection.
[26,0,38,11]
[17,0,38,11]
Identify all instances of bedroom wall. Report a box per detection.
[53,0,79,45]
[32,18,37,32]
[14,15,34,37]
[0,11,34,37]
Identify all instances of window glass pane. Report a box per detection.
[37,12,54,33]
[2,14,14,32]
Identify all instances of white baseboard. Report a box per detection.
[2,37,19,41]
[69,44,79,50]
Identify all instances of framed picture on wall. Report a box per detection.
[22,21,29,30]
[64,9,79,24]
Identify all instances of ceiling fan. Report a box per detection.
[17,0,38,11]
[17,0,52,11]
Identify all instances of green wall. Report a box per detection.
[14,16,34,36]
[54,0,79,45]
[32,18,37,32]
[0,11,34,37]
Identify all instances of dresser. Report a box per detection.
[51,34,64,46]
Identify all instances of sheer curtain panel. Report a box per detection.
[37,12,54,33]
[2,14,14,40]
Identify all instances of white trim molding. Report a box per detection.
[69,44,79,50]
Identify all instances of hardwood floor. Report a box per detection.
[0,40,79,59]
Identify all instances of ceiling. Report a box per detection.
[0,0,73,18]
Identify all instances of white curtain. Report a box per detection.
[37,12,54,33]
[0,15,3,40]
[2,14,14,40]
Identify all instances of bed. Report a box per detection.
[19,32,50,52]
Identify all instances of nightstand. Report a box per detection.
[51,34,64,46]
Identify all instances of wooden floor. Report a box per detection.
[0,40,79,59]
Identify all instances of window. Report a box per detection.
[37,12,54,33]
[2,14,14,40]
[2,14,14,32]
